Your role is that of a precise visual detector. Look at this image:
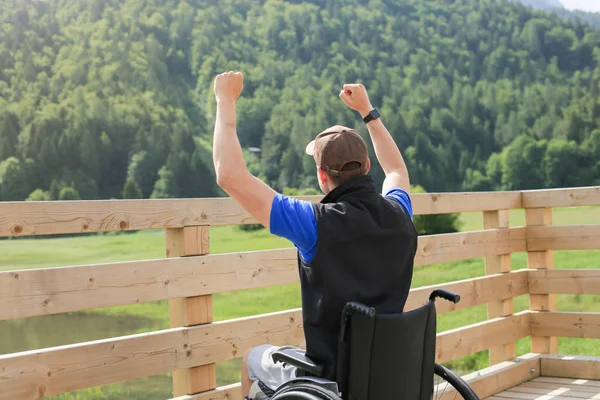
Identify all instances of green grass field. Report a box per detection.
[1,207,599,399]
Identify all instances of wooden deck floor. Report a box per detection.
[488,377,600,400]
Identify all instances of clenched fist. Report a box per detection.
[214,71,244,103]
[339,83,373,117]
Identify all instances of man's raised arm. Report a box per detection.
[339,84,410,194]
[212,71,276,228]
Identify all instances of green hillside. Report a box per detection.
[1,0,600,202]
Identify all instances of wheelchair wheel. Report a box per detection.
[271,382,341,400]
[434,364,480,400]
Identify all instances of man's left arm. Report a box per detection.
[212,71,276,229]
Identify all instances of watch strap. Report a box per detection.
[363,109,380,124]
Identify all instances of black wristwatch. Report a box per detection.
[363,109,381,124]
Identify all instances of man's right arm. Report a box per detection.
[339,84,410,195]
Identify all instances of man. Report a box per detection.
[213,71,417,400]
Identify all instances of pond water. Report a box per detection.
[0,312,241,399]
[0,312,152,355]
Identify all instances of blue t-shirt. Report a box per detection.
[270,188,413,262]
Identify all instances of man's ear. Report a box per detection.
[365,158,371,174]
[317,166,328,185]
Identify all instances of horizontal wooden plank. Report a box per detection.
[170,383,241,400]
[540,355,600,380]
[415,227,526,267]
[535,377,600,388]
[527,225,600,251]
[493,389,585,400]
[0,196,321,237]
[0,190,526,237]
[531,312,600,339]
[0,309,304,400]
[436,311,531,364]
[529,269,600,295]
[0,192,521,237]
[507,385,597,399]
[522,187,600,209]
[412,191,522,215]
[4,187,597,238]
[1,228,527,321]
[439,353,541,400]
[518,381,600,395]
[405,270,529,314]
[0,249,298,321]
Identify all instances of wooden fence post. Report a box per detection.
[483,210,516,365]
[166,225,216,397]
[525,208,558,354]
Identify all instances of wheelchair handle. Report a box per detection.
[430,289,461,304]
[343,302,376,318]
[339,302,376,341]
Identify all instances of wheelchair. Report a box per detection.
[267,290,480,400]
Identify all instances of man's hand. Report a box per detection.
[339,83,374,118]
[214,71,244,103]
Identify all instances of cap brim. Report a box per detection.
[305,140,316,156]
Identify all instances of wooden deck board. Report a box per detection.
[488,376,600,400]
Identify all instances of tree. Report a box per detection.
[2,0,600,198]
[411,185,462,235]
[151,165,179,199]
[0,110,20,161]
[0,157,30,201]
[126,151,160,198]
[26,189,51,201]
[501,135,547,190]
[122,179,143,199]
[59,186,81,200]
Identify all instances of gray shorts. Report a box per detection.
[248,344,299,393]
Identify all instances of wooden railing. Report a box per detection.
[0,187,599,400]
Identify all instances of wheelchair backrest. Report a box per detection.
[343,301,436,400]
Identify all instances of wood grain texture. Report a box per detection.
[169,296,213,329]
[535,376,600,387]
[522,380,600,394]
[522,186,600,208]
[529,269,600,295]
[1,227,528,322]
[0,191,526,237]
[483,210,516,366]
[411,191,522,215]
[520,380,600,396]
[0,309,304,400]
[167,226,216,396]
[414,227,526,267]
[506,385,599,399]
[0,196,321,237]
[169,383,241,400]
[438,353,541,400]
[405,270,529,314]
[436,311,531,364]
[526,208,557,355]
[531,312,600,339]
[527,225,600,251]
[0,248,299,321]
[3,187,598,237]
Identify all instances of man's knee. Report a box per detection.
[242,348,254,373]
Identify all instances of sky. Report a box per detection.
[561,0,600,13]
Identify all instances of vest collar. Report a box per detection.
[320,175,378,204]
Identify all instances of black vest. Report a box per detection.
[299,175,417,380]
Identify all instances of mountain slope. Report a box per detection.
[1,0,599,200]
[516,0,564,10]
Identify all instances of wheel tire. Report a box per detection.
[434,364,480,400]
[271,382,341,400]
